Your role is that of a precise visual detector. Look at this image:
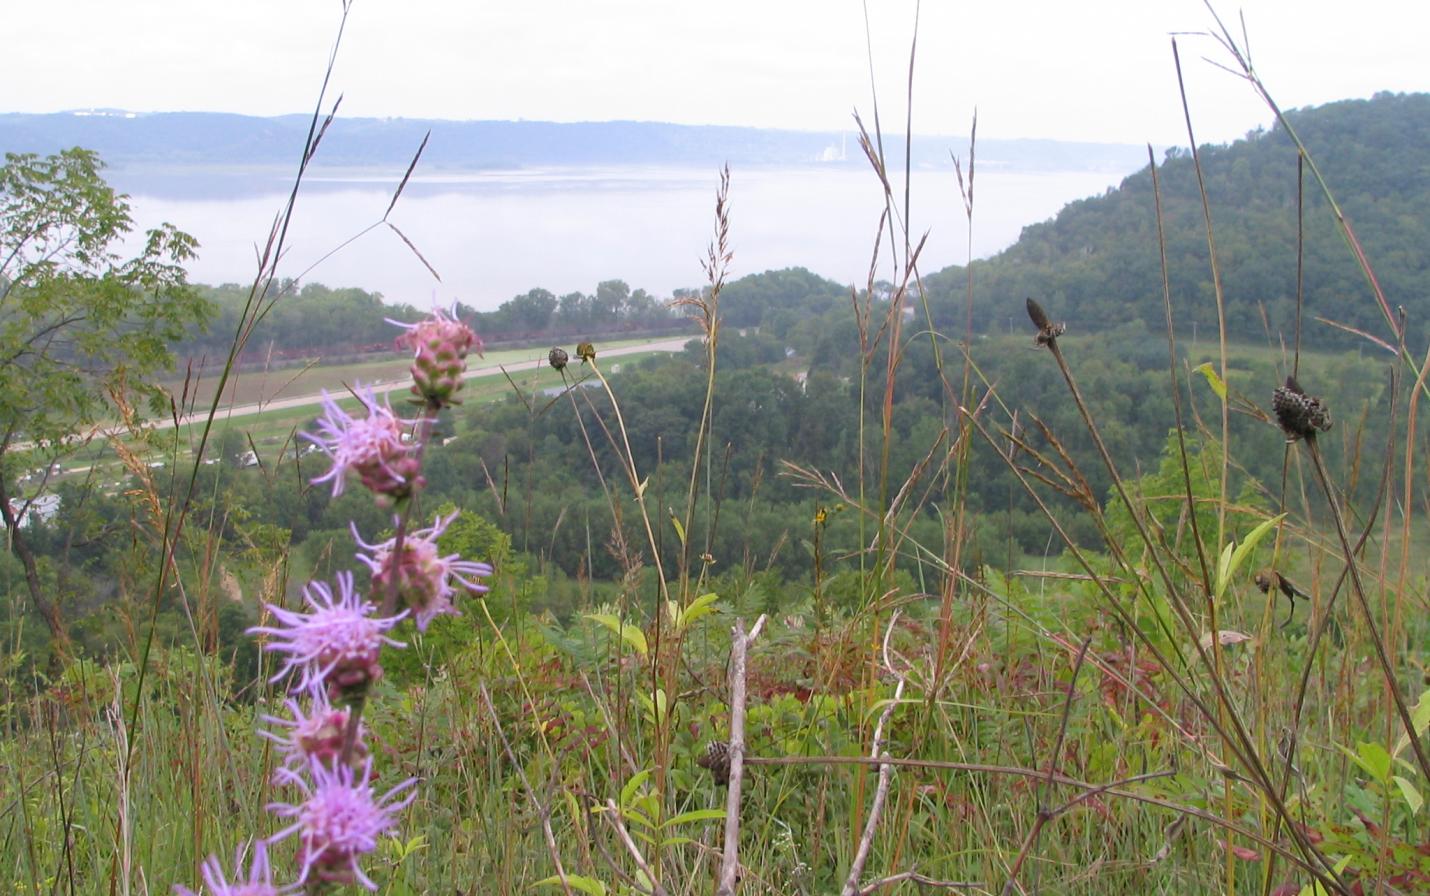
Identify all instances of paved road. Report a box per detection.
[154,336,695,431]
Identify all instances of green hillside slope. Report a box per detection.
[923,92,1430,349]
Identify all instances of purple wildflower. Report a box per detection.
[390,306,482,407]
[174,839,290,896]
[248,572,406,698]
[259,686,367,775]
[268,757,417,891]
[303,386,422,502]
[352,511,493,631]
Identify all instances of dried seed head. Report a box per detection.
[1025,297,1051,330]
[576,341,597,363]
[1026,297,1065,346]
[696,740,731,785]
[547,347,569,371]
[1272,376,1332,442]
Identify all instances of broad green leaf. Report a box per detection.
[1357,741,1393,782]
[1392,776,1423,815]
[1194,362,1227,399]
[1338,741,1392,783]
[536,875,606,896]
[664,808,726,827]
[1214,513,1286,600]
[584,613,648,657]
[677,592,720,630]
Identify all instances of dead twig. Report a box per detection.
[841,611,908,896]
[716,615,766,896]
[602,799,670,896]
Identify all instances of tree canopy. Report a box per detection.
[0,147,211,645]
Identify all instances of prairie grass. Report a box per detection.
[2,4,1428,896]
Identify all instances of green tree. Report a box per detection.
[0,148,210,650]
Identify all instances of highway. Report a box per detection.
[152,336,695,431]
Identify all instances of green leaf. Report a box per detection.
[584,613,648,657]
[677,592,720,631]
[1194,362,1227,399]
[1358,741,1393,782]
[1393,688,1430,759]
[1214,540,1235,601]
[535,875,607,896]
[1339,741,1393,783]
[1214,513,1286,600]
[664,808,726,827]
[1304,856,1353,896]
[1392,776,1424,815]
[669,511,686,547]
[620,769,651,809]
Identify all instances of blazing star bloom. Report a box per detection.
[390,306,482,407]
[260,685,367,776]
[174,839,291,896]
[268,757,418,891]
[352,511,493,631]
[248,572,406,698]
[303,386,422,501]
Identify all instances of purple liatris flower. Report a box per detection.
[268,757,417,891]
[352,511,493,631]
[260,685,367,775]
[390,306,482,407]
[174,839,290,896]
[304,386,423,502]
[248,571,406,698]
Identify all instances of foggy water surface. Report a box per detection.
[118,164,1132,309]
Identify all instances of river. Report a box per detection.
[116,162,1136,309]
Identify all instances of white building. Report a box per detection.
[4,493,61,529]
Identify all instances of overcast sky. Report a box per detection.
[8,0,1426,147]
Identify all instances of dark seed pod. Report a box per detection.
[547,347,569,371]
[1026,297,1066,346]
[696,740,731,785]
[1026,297,1051,330]
[1272,376,1332,442]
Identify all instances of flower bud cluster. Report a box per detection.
[391,306,481,408]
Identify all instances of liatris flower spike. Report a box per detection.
[391,305,482,408]
[304,386,423,503]
[174,839,291,896]
[260,685,368,777]
[248,571,406,701]
[267,757,417,891]
[352,511,493,631]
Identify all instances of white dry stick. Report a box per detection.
[716,614,766,896]
[841,611,907,896]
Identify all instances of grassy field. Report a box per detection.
[161,336,684,408]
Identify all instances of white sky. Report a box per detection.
[6,0,1427,147]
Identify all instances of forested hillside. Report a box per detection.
[920,92,1430,349]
